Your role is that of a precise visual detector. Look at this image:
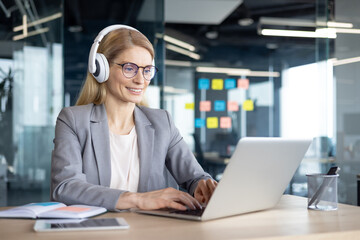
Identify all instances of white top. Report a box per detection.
[109,127,140,192]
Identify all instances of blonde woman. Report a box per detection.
[51,25,217,211]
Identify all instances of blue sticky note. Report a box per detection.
[195,118,205,128]
[198,78,210,90]
[214,100,226,111]
[225,78,236,89]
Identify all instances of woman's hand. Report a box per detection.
[117,188,202,211]
[194,179,218,205]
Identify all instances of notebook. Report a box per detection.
[136,137,312,221]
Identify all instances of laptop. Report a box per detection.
[136,137,312,221]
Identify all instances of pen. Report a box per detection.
[308,166,340,208]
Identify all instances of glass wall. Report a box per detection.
[163,0,354,201]
[333,0,360,205]
[0,0,63,206]
[0,0,165,207]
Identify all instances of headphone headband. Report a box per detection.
[88,25,140,74]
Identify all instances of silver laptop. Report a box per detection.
[136,137,312,221]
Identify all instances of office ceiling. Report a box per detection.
[0,0,332,86]
[163,0,322,70]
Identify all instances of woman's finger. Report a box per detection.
[198,180,211,204]
[168,200,187,210]
[206,179,217,194]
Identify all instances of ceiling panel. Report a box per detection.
[164,0,243,24]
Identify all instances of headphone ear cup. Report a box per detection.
[93,53,109,83]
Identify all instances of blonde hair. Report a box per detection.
[76,28,154,106]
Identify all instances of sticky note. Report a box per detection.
[227,101,239,111]
[198,78,210,90]
[243,99,254,111]
[238,78,249,89]
[225,78,236,89]
[207,117,218,129]
[55,206,90,212]
[199,101,211,112]
[214,100,226,111]
[220,117,232,128]
[185,103,194,110]
[195,118,205,128]
[212,79,223,90]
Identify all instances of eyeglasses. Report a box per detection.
[113,62,158,81]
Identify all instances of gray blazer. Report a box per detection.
[51,103,211,211]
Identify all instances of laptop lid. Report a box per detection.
[137,137,312,221]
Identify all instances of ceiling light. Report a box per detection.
[261,29,336,39]
[249,71,280,77]
[166,44,200,60]
[238,18,254,26]
[165,60,192,67]
[332,28,360,34]
[327,21,353,28]
[68,25,83,33]
[259,17,353,29]
[331,56,360,66]
[259,17,316,27]
[13,27,49,41]
[13,12,62,32]
[164,35,196,51]
[196,66,250,75]
[266,43,278,49]
[205,31,218,39]
[195,66,280,77]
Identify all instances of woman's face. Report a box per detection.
[106,46,153,104]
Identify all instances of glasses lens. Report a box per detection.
[143,66,157,80]
[122,63,137,78]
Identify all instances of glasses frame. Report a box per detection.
[113,62,158,81]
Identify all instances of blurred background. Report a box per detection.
[0,0,359,207]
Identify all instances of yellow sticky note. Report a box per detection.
[185,103,194,110]
[212,79,223,90]
[207,117,218,129]
[243,99,254,111]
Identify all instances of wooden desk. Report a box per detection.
[1,195,360,240]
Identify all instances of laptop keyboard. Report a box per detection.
[169,208,205,216]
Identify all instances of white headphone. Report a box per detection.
[88,24,141,83]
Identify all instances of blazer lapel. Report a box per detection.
[90,104,111,187]
[134,106,154,192]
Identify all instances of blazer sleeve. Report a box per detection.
[164,110,212,195]
[51,107,123,211]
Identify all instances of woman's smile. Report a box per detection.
[126,87,143,95]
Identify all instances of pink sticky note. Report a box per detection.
[238,78,249,89]
[227,101,239,111]
[55,206,90,212]
[200,101,211,112]
[220,117,232,129]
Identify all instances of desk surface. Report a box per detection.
[1,195,360,240]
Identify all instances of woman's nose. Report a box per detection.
[133,70,145,84]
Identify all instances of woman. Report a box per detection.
[51,25,217,211]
